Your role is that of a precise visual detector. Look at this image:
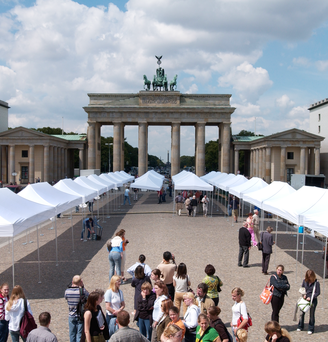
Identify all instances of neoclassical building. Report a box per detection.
[0,127,87,184]
[84,91,234,177]
[233,129,324,182]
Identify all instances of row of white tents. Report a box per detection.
[0,171,134,284]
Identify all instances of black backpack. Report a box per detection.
[76,287,87,322]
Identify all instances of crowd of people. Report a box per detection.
[0,213,322,342]
[175,191,210,217]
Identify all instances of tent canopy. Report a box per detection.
[229,177,268,198]
[18,182,82,214]
[243,181,295,209]
[130,171,164,191]
[100,174,123,188]
[74,176,107,196]
[217,174,248,192]
[172,171,190,184]
[0,188,56,237]
[88,174,115,191]
[210,173,235,187]
[200,171,221,182]
[54,179,96,203]
[174,173,213,191]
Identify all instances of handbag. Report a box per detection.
[297,282,316,313]
[257,242,263,251]
[216,276,222,293]
[236,303,252,331]
[260,280,274,304]
[20,299,37,339]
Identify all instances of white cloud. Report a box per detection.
[218,62,273,103]
[1,0,328,158]
[276,95,295,108]
[292,57,310,67]
[315,60,328,71]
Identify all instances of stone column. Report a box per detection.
[87,122,96,169]
[64,148,68,178]
[280,146,286,182]
[9,145,15,184]
[259,149,263,178]
[79,148,84,171]
[44,145,50,182]
[49,146,53,182]
[265,147,271,183]
[300,147,305,174]
[113,122,122,172]
[249,150,253,177]
[218,126,221,171]
[315,147,320,175]
[29,145,35,183]
[138,122,147,176]
[53,146,57,181]
[171,122,181,176]
[121,124,125,171]
[308,148,315,174]
[196,122,205,176]
[234,149,239,174]
[255,149,259,177]
[96,123,101,170]
[221,123,230,173]
[57,148,61,181]
[2,146,7,183]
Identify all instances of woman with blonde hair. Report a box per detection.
[265,321,292,341]
[182,292,200,342]
[161,324,183,342]
[235,329,247,342]
[297,269,320,335]
[230,288,248,342]
[195,314,220,342]
[5,285,33,342]
[105,275,125,337]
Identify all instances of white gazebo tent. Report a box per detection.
[130,171,164,191]
[19,182,82,262]
[0,188,56,284]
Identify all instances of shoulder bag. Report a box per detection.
[260,279,274,304]
[297,282,316,313]
[20,299,37,339]
[236,303,252,331]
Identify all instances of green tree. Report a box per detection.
[180,155,195,169]
[205,140,218,172]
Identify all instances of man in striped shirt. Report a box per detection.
[64,275,89,342]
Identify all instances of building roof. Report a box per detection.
[233,135,263,142]
[51,134,86,141]
[0,100,9,109]
[308,97,328,110]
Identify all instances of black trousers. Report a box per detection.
[271,295,284,322]
[262,253,271,273]
[166,283,175,301]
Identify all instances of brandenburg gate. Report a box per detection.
[83,58,235,177]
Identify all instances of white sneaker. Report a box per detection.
[297,329,301,332]
[308,331,313,335]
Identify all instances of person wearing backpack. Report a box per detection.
[64,275,89,342]
[5,285,33,342]
[207,306,232,342]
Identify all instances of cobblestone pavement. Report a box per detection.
[1,191,328,341]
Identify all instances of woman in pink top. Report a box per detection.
[246,213,257,247]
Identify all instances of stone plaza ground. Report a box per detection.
[1,191,328,341]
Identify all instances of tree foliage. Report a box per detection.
[180,155,195,169]
[205,139,218,172]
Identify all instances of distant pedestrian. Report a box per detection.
[108,231,124,281]
[133,188,139,201]
[246,213,257,247]
[127,254,152,278]
[190,196,198,217]
[81,217,94,241]
[175,193,184,216]
[157,252,177,301]
[270,265,290,323]
[185,197,192,217]
[131,266,151,311]
[238,222,251,268]
[201,195,210,217]
[252,209,260,242]
[297,269,320,335]
[230,196,239,223]
[202,264,222,306]
[123,187,131,205]
[173,263,191,315]
[261,226,275,275]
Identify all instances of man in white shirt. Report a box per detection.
[123,187,131,205]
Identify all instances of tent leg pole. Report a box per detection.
[107,192,110,219]
[323,236,327,309]
[274,217,278,269]
[37,225,41,283]
[296,231,299,284]
[22,230,27,245]
[301,228,305,266]
[71,209,75,253]
[172,189,175,217]
[55,218,58,266]
[12,237,15,286]
[211,190,213,218]
[29,228,33,243]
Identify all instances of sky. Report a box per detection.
[1,0,328,161]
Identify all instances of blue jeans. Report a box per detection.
[138,318,152,341]
[0,320,9,342]
[123,195,131,205]
[68,315,84,342]
[298,297,318,332]
[9,330,25,342]
[106,314,118,337]
[81,223,90,239]
[109,251,121,281]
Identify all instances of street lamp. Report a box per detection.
[105,143,113,172]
